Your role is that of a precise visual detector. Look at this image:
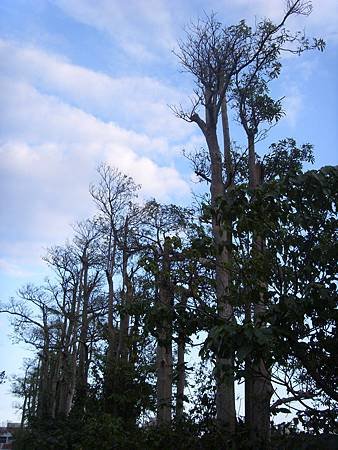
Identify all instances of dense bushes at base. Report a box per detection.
[13,417,338,450]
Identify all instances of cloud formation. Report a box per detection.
[53,0,177,61]
[212,0,338,36]
[53,0,338,46]
[1,0,336,274]
[0,40,192,141]
[0,40,192,275]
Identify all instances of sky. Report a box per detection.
[0,0,337,423]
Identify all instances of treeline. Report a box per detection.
[1,1,337,449]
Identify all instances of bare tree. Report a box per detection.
[90,163,139,415]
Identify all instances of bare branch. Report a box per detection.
[271,391,315,411]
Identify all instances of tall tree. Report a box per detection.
[137,201,192,424]
[89,163,139,416]
[175,1,323,432]
[232,75,283,443]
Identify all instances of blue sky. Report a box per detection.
[0,0,337,422]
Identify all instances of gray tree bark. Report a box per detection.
[117,217,131,362]
[203,107,236,433]
[176,292,188,420]
[246,139,273,445]
[156,239,173,424]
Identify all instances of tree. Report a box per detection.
[137,200,193,424]
[89,163,139,418]
[231,75,283,443]
[204,158,337,443]
[174,0,324,438]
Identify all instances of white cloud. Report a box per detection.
[225,0,284,21]
[2,0,333,276]
[0,240,48,268]
[0,78,190,196]
[215,0,338,41]
[0,77,190,271]
[283,87,303,127]
[308,0,338,41]
[0,39,192,142]
[0,77,169,153]
[52,0,176,60]
[0,259,35,278]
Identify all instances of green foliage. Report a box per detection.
[204,165,337,408]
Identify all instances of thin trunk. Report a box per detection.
[221,97,233,182]
[106,235,117,358]
[26,371,35,422]
[156,240,173,424]
[206,128,236,433]
[244,301,253,427]
[176,333,186,420]
[106,274,114,345]
[248,133,257,189]
[176,292,188,420]
[246,141,273,446]
[67,332,79,413]
[37,353,48,418]
[55,312,68,416]
[117,217,130,361]
[37,312,52,419]
[118,277,131,361]
[55,278,81,416]
[76,255,90,411]
[66,280,81,414]
[129,315,139,364]
[57,280,82,416]
[30,363,39,418]
[250,232,273,445]
[50,355,59,418]
[191,87,236,432]
[20,370,28,428]
[104,236,119,414]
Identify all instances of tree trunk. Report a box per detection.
[206,127,236,433]
[117,218,130,362]
[244,302,254,430]
[55,312,68,416]
[76,255,90,411]
[54,279,81,416]
[246,144,273,446]
[129,315,139,365]
[221,97,233,182]
[37,314,52,419]
[156,239,173,424]
[106,232,117,359]
[176,336,185,420]
[107,277,115,356]
[20,370,28,428]
[176,293,188,420]
[30,364,39,418]
[104,236,119,414]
